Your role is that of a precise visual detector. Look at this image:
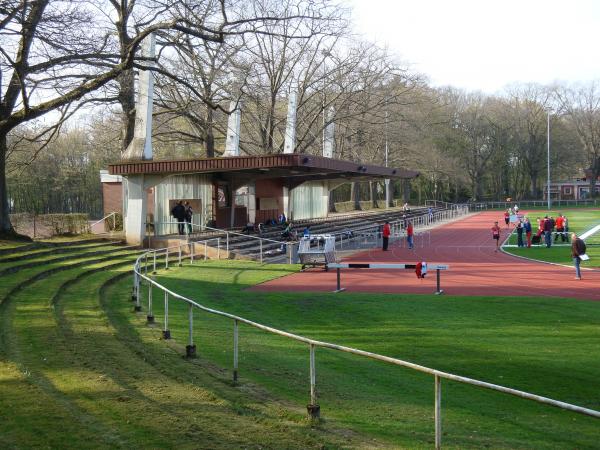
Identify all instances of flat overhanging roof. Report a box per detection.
[108,154,419,183]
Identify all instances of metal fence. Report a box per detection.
[131,241,600,449]
[468,199,598,210]
[153,204,470,262]
[151,221,295,264]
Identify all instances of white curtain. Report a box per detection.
[290,181,328,220]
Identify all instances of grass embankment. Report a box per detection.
[503,209,600,267]
[137,260,600,449]
[0,242,365,449]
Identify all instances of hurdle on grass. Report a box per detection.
[327,263,450,294]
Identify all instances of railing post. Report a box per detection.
[190,242,194,264]
[435,375,442,450]
[153,251,157,274]
[162,291,170,339]
[217,238,221,259]
[147,281,154,323]
[144,254,148,276]
[204,241,208,260]
[165,248,169,270]
[134,274,142,312]
[226,233,229,253]
[186,303,196,358]
[178,244,182,267]
[233,319,239,382]
[260,240,263,263]
[307,344,320,419]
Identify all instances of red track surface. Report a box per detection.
[252,211,600,300]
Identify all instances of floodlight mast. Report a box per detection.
[547,111,551,210]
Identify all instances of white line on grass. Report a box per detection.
[580,223,600,240]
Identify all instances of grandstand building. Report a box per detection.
[103,154,418,245]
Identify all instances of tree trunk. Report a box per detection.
[118,69,136,154]
[387,181,394,207]
[351,182,361,210]
[531,173,538,199]
[0,133,16,236]
[328,190,336,213]
[205,108,215,157]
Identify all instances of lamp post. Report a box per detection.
[385,110,390,208]
[547,111,551,210]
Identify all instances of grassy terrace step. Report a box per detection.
[0,241,37,256]
[0,248,142,305]
[0,252,362,448]
[0,241,122,263]
[0,244,137,275]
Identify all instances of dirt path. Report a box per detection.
[252,211,600,301]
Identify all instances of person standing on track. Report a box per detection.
[406,221,414,249]
[571,232,586,280]
[492,221,501,252]
[516,220,525,247]
[382,221,391,251]
[543,215,553,248]
[523,217,532,248]
[555,213,567,242]
[504,210,510,228]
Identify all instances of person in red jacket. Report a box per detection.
[406,221,414,249]
[382,221,391,251]
[491,221,501,252]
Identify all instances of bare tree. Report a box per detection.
[0,0,332,236]
[555,81,600,198]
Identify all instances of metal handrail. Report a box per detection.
[90,211,117,230]
[131,244,600,449]
[153,221,295,264]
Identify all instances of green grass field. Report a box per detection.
[503,209,600,267]
[137,260,600,449]
[2,231,600,449]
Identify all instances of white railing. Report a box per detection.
[90,211,118,233]
[130,245,600,449]
[152,205,469,262]
[331,204,469,251]
[469,199,598,210]
[151,221,296,264]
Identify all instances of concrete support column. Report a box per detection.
[122,33,155,161]
[224,101,241,157]
[283,186,291,219]
[247,182,256,224]
[284,90,297,154]
[385,179,390,209]
[125,174,148,245]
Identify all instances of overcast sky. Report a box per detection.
[349,0,600,93]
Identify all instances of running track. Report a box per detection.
[252,211,600,301]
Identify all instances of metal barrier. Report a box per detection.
[332,204,469,251]
[468,199,598,210]
[152,221,295,264]
[90,211,118,233]
[327,262,449,294]
[130,247,600,449]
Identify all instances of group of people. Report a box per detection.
[382,220,413,251]
[499,206,569,250]
[170,201,193,235]
[241,213,288,235]
[492,209,587,279]
[534,214,569,248]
